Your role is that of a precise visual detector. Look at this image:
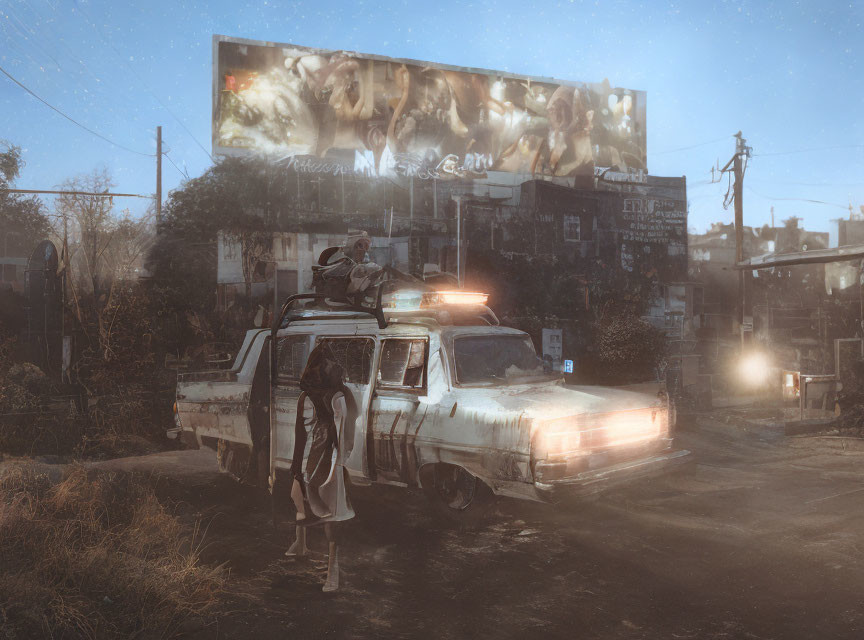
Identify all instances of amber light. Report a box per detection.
[432,291,489,306]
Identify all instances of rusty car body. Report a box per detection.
[175,298,688,521]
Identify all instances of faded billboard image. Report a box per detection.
[213,36,647,179]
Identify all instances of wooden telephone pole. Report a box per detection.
[719,132,752,326]
[733,135,745,325]
[156,125,162,224]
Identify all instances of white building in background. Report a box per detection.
[216,231,456,310]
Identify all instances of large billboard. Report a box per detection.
[213,35,647,180]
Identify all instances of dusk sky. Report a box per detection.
[2,0,861,232]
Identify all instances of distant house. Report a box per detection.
[825,211,864,297]
[210,165,691,321]
[689,218,829,316]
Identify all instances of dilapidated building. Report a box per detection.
[213,164,689,318]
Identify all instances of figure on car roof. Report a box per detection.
[311,229,383,305]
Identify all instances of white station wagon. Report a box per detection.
[175,292,688,523]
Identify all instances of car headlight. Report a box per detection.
[535,423,582,459]
[601,408,665,446]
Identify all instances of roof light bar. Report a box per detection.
[382,289,490,312]
[431,291,489,306]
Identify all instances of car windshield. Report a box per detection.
[453,334,557,385]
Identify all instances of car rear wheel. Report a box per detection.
[216,439,254,483]
[419,463,495,528]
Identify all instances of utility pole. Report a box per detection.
[733,137,745,326]
[718,131,752,327]
[156,125,162,224]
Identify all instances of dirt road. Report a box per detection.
[107,417,864,639]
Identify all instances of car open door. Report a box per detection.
[270,334,377,485]
[270,333,314,473]
[369,336,430,486]
[175,329,268,445]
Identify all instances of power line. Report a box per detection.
[748,178,864,188]
[162,151,189,180]
[687,178,719,187]
[0,63,153,157]
[3,0,149,140]
[17,0,146,116]
[74,3,215,163]
[1,188,152,198]
[745,186,848,209]
[1,1,63,71]
[653,135,732,156]
[754,144,864,157]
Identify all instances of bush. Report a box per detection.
[0,414,86,458]
[0,464,224,639]
[591,315,666,385]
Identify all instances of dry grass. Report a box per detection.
[0,464,224,639]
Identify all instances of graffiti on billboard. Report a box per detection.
[214,37,647,179]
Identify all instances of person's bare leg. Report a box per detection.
[285,525,309,557]
[322,523,340,592]
[290,478,306,521]
[285,478,310,557]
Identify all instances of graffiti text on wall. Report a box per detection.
[621,198,686,244]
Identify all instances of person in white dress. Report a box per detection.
[286,344,356,592]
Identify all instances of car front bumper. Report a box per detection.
[533,442,691,496]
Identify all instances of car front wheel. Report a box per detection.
[419,463,495,528]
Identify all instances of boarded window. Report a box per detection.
[378,339,427,389]
[563,215,581,241]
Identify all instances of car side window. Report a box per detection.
[277,335,310,382]
[315,337,375,385]
[378,338,427,390]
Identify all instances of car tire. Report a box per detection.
[419,463,495,529]
[216,439,253,483]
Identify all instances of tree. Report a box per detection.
[145,157,287,350]
[56,169,116,301]
[0,142,51,259]
[149,157,282,281]
[54,168,155,364]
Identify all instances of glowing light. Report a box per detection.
[601,409,663,447]
[738,352,771,386]
[536,408,665,459]
[383,289,425,311]
[432,291,489,306]
[536,426,582,458]
[383,289,490,312]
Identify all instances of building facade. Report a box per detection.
[214,165,689,315]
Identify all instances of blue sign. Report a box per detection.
[564,359,574,373]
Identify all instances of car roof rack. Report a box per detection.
[270,291,388,388]
[273,289,388,332]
